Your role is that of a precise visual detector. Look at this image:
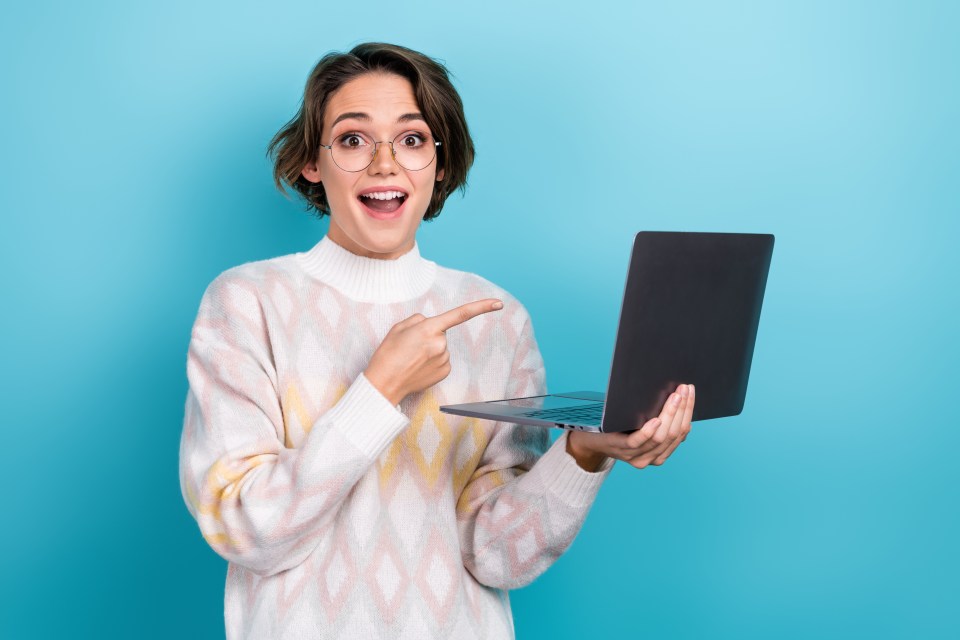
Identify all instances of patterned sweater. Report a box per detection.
[179,235,614,639]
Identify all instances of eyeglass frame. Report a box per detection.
[318,132,442,173]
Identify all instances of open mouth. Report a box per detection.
[358,190,408,215]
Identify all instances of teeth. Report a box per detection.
[362,191,405,200]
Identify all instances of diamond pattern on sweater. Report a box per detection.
[416,412,443,468]
[315,286,343,332]
[453,418,487,496]
[269,271,295,327]
[390,469,429,558]
[507,512,549,577]
[415,528,460,624]
[364,535,410,622]
[396,610,433,640]
[275,557,315,623]
[317,523,358,621]
[349,473,383,556]
[281,381,311,447]
[408,391,454,489]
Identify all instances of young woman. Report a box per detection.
[179,42,693,639]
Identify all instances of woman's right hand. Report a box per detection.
[364,298,504,406]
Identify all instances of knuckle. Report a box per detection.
[416,321,434,335]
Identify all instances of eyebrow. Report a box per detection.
[330,112,426,128]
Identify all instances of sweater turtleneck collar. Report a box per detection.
[297,235,437,303]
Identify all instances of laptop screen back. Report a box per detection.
[601,231,774,432]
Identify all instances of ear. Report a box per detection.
[301,158,322,184]
[436,167,444,182]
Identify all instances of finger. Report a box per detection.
[624,416,662,449]
[679,384,695,436]
[650,398,692,465]
[656,386,691,452]
[627,391,681,457]
[652,427,688,465]
[428,299,503,333]
[666,385,690,439]
[660,386,688,440]
[629,390,686,461]
[649,385,690,461]
[646,401,682,458]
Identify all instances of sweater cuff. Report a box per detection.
[536,432,614,508]
[320,373,410,458]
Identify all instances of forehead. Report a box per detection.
[324,73,420,130]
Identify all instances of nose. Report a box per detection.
[368,140,400,175]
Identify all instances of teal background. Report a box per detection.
[2,0,957,638]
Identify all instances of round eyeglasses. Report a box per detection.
[319,131,441,172]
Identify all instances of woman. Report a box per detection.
[179,42,693,639]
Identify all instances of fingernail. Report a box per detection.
[491,301,503,310]
[681,385,689,397]
[672,393,681,406]
[689,384,695,395]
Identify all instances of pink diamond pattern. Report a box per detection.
[506,513,549,577]
[415,528,460,625]
[364,535,410,623]
[317,523,359,621]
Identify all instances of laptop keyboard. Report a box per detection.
[518,403,604,424]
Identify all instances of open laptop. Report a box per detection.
[439,231,775,433]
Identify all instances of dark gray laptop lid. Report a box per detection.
[601,231,774,432]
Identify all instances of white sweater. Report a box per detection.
[179,235,613,639]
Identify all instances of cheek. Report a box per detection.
[416,172,439,197]
[324,175,359,206]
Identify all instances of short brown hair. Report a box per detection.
[267,43,475,221]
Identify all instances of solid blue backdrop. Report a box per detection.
[2,1,957,638]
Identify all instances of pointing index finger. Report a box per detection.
[428,299,504,332]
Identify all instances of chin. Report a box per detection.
[354,230,416,258]
[329,203,423,258]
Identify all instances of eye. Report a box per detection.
[397,133,426,148]
[336,133,369,149]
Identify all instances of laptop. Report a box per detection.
[439,231,775,433]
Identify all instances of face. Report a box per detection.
[301,72,443,260]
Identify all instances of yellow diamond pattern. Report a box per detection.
[452,418,487,497]
[378,389,463,492]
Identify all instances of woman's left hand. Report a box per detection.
[565,383,694,472]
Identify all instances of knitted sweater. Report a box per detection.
[179,235,614,639]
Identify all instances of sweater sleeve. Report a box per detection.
[455,309,615,590]
[178,273,409,577]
